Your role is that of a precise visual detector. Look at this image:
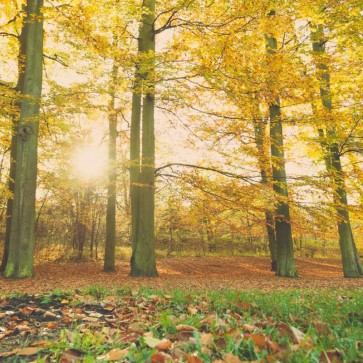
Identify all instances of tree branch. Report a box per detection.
[43,53,69,67]
[155,163,260,184]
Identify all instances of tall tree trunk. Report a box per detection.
[1,131,17,274]
[130,84,142,271]
[0,12,27,274]
[312,26,362,277]
[4,0,44,278]
[250,97,277,271]
[130,0,158,277]
[265,25,297,278]
[104,60,118,272]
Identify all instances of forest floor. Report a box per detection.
[1,256,363,294]
[0,257,362,362]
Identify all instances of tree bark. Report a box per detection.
[4,0,44,278]
[250,97,277,271]
[0,10,27,274]
[265,28,297,278]
[130,0,158,277]
[311,26,362,277]
[104,59,118,272]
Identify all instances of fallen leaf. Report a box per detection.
[144,335,163,348]
[188,305,198,315]
[290,326,306,344]
[44,311,57,319]
[156,339,172,351]
[177,330,195,341]
[102,348,129,361]
[151,351,173,363]
[82,316,99,322]
[61,348,85,363]
[19,306,35,315]
[241,324,255,333]
[248,333,266,351]
[0,349,19,358]
[223,352,243,363]
[45,322,58,329]
[201,332,214,347]
[18,347,40,356]
[88,312,103,318]
[103,304,115,311]
[185,353,203,363]
[31,341,52,348]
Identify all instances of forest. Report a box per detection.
[0,0,363,361]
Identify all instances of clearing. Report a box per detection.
[1,257,362,294]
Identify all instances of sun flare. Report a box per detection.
[72,145,107,180]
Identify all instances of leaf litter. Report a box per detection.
[0,257,362,361]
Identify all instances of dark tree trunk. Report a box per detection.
[265,25,297,277]
[130,0,158,277]
[4,0,44,278]
[0,11,27,274]
[251,97,277,271]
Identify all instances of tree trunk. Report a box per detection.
[1,131,17,274]
[0,11,27,274]
[130,0,158,277]
[265,27,297,278]
[250,97,277,271]
[4,0,44,278]
[104,59,118,272]
[311,26,362,278]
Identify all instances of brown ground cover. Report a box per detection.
[0,256,362,294]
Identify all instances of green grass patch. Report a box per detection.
[0,287,362,362]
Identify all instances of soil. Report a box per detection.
[1,256,363,294]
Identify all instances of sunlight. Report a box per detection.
[72,145,107,180]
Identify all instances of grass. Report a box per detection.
[1,287,362,362]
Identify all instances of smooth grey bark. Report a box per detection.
[250,97,277,271]
[265,27,297,278]
[312,26,362,277]
[104,60,118,272]
[130,0,158,277]
[4,0,44,278]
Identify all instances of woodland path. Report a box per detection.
[1,257,362,294]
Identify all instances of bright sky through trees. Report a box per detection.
[72,145,107,180]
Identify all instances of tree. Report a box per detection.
[4,0,44,278]
[250,97,277,271]
[104,52,118,272]
[311,24,363,277]
[265,11,297,278]
[0,26,25,273]
[130,0,158,277]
